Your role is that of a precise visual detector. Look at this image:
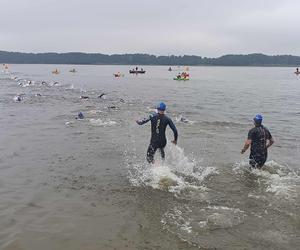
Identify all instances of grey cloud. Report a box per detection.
[0,0,299,56]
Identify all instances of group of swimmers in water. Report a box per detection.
[6,64,285,169]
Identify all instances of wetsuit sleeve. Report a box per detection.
[247,129,254,140]
[136,113,156,125]
[136,117,151,125]
[265,128,272,140]
[168,118,178,141]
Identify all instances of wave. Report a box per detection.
[161,204,246,248]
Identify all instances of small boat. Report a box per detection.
[69,69,77,73]
[173,77,190,81]
[174,72,189,81]
[52,69,59,74]
[129,70,146,74]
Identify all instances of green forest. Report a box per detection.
[1,51,300,66]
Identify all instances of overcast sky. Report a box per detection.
[0,0,299,57]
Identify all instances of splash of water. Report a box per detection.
[127,143,217,193]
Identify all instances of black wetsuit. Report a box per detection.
[248,125,272,168]
[137,113,178,163]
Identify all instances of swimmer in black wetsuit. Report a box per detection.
[136,102,178,164]
[241,114,274,169]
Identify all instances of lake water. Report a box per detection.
[0,64,299,250]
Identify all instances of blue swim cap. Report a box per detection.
[157,102,166,111]
[78,112,84,119]
[253,114,263,123]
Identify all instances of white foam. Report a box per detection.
[162,205,246,241]
[233,160,299,201]
[175,115,195,125]
[89,118,117,126]
[87,110,102,115]
[65,84,74,90]
[127,143,218,193]
[65,121,74,127]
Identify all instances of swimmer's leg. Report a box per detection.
[147,144,157,164]
[159,147,165,161]
[249,154,257,169]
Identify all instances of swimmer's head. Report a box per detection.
[157,102,166,113]
[253,114,263,126]
[78,112,84,119]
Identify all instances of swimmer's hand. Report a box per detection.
[172,140,177,145]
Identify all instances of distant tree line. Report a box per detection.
[1,51,300,66]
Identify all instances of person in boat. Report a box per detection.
[177,73,181,79]
[136,67,138,71]
[141,68,144,72]
[296,68,299,73]
[136,102,178,164]
[241,114,274,169]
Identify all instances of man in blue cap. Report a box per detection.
[136,102,178,164]
[241,114,274,169]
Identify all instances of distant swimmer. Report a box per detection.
[75,112,84,119]
[295,68,300,75]
[13,95,22,102]
[241,114,274,169]
[180,117,189,123]
[80,95,89,99]
[136,102,178,164]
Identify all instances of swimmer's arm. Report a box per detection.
[266,137,274,148]
[168,119,178,144]
[136,117,151,125]
[136,113,157,125]
[241,139,251,154]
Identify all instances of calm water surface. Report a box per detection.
[0,64,299,250]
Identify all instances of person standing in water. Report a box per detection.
[136,102,178,164]
[241,114,274,169]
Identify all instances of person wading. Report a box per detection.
[241,114,274,169]
[136,102,178,164]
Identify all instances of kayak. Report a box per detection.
[295,71,300,75]
[173,78,189,81]
[129,70,146,74]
